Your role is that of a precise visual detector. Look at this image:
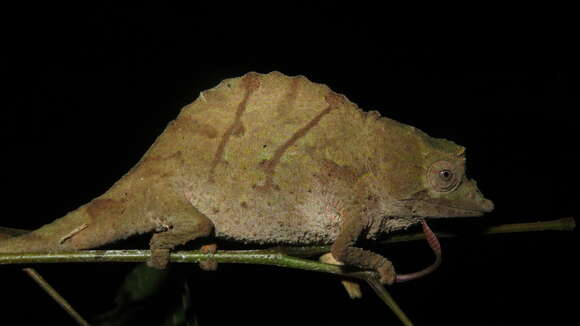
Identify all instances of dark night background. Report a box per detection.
[1,4,577,325]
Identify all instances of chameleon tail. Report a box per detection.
[395,219,442,283]
[0,206,95,253]
[0,193,154,254]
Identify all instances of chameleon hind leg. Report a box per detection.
[148,197,214,269]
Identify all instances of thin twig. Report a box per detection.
[0,218,574,265]
[380,217,576,244]
[0,217,574,326]
[365,276,414,326]
[22,268,91,326]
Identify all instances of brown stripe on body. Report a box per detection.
[209,73,260,181]
[257,92,345,190]
[275,76,301,116]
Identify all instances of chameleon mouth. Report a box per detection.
[420,177,495,217]
[412,198,494,218]
[429,199,494,215]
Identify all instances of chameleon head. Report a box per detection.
[408,157,495,218]
[373,120,494,218]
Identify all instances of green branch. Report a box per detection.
[22,268,90,326]
[0,217,574,326]
[1,217,573,266]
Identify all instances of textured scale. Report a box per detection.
[182,72,382,244]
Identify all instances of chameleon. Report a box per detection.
[0,71,493,284]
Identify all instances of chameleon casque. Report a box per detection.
[0,72,493,284]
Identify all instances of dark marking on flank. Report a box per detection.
[130,151,183,179]
[86,198,125,221]
[231,123,245,137]
[319,159,362,184]
[167,117,218,139]
[209,73,260,181]
[257,92,344,190]
[143,150,183,162]
[190,119,218,138]
[276,76,301,116]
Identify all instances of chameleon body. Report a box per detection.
[0,72,493,283]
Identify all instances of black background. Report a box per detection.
[1,4,577,325]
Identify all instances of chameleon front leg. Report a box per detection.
[331,213,396,285]
[148,198,214,269]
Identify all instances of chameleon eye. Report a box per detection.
[427,161,461,192]
[439,170,453,181]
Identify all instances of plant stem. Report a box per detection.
[0,217,573,326]
[0,217,574,265]
[23,268,91,326]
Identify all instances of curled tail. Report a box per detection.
[395,219,442,283]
